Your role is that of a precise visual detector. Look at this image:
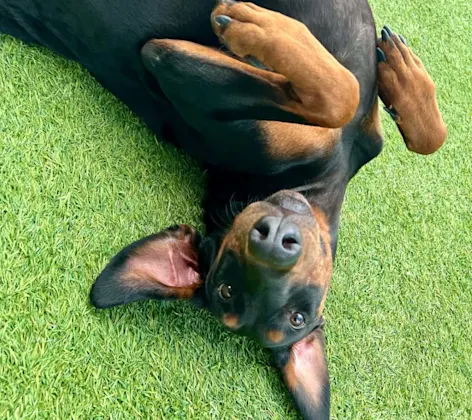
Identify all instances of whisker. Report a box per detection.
[210,211,225,230]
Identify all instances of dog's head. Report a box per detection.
[91,189,332,418]
[204,190,332,348]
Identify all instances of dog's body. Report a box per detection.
[1,0,379,238]
[1,0,447,418]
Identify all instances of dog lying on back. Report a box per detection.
[0,0,446,417]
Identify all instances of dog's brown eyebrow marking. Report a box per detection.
[266,329,285,344]
[222,313,239,329]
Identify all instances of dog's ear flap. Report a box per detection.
[90,225,204,309]
[274,323,330,420]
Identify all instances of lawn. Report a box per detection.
[1,0,471,418]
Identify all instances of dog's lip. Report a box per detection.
[265,190,311,215]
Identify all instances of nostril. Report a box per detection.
[249,218,302,268]
[254,222,270,240]
[282,235,299,250]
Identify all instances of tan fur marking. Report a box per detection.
[261,121,341,160]
[287,207,332,288]
[361,100,382,140]
[266,329,285,344]
[222,314,239,329]
[146,41,345,164]
[311,208,333,315]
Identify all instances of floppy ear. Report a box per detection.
[273,323,330,420]
[90,225,204,309]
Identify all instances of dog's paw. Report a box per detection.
[376,26,426,114]
[209,0,359,128]
[210,1,311,70]
[376,25,446,154]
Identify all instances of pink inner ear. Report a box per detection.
[163,242,201,287]
[291,333,323,372]
[285,329,328,408]
[126,237,201,289]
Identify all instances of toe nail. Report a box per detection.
[383,106,398,121]
[214,15,232,27]
[376,47,386,63]
[399,34,407,46]
[384,25,393,36]
[220,0,235,5]
[381,28,390,42]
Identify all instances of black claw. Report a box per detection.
[383,106,399,121]
[376,47,387,63]
[399,34,407,46]
[383,25,394,36]
[214,15,232,27]
[381,28,390,42]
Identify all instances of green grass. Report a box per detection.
[1,0,471,418]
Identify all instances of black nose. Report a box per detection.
[249,216,302,268]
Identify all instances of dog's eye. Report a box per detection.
[218,284,233,300]
[289,312,305,329]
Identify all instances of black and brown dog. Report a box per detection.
[1,0,447,417]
